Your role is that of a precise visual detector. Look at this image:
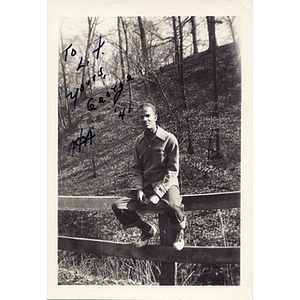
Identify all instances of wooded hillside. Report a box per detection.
[58,16,241,196]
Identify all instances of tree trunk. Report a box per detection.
[137,16,148,70]
[172,17,180,71]
[80,17,91,99]
[206,16,218,51]
[190,16,198,54]
[81,17,98,99]
[121,17,132,100]
[178,16,185,106]
[226,16,239,59]
[118,17,126,84]
[206,16,221,158]
[58,88,67,130]
[59,29,72,129]
[227,16,236,43]
[178,16,194,154]
[92,157,97,178]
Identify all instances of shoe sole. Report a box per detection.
[135,224,157,248]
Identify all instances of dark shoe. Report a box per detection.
[136,224,157,248]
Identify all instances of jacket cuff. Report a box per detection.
[132,185,142,190]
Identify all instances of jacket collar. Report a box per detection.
[138,126,166,142]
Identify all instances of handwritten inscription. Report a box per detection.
[92,35,106,59]
[62,36,105,62]
[68,128,95,156]
[115,100,134,120]
[62,35,134,118]
[62,34,134,154]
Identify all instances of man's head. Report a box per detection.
[138,103,157,133]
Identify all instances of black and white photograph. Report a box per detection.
[6,1,300,300]
[48,1,252,299]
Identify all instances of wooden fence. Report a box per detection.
[58,191,240,285]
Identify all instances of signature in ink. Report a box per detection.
[63,36,107,109]
[92,35,105,59]
[115,100,134,120]
[111,80,124,105]
[62,35,135,120]
[62,36,105,62]
[85,76,135,117]
[111,76,134,119]
[66,65,107,109]
[68,128,95,155]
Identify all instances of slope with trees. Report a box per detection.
[57,16,241,196]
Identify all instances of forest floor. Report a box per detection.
[58,207,240,285]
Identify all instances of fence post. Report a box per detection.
[158,214,177,285]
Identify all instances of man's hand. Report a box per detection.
[137,189,149,204]
[149,194,160,204]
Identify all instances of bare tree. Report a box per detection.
[137,16,148,71]
[206,16,221,159]
[226,16,236,43]
[80,17,98,99]
[59,28,72,130]
[225,16,240,60]
[117,17,126,83]
[178,16,194,154]
[206,16,218,51]
[121,17,132,99]
[169,17,195,154]
[190,16,198,54]
[58,88,67,131]
[172,16,180,70]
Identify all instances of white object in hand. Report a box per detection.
[149,194,160,204]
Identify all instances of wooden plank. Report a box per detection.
[58,196,118,211]
[58,236,240,264]
[181,191,240,211]
[58,191,240,212]
[158,214,177,285]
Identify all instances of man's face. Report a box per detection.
[139,106,157,132]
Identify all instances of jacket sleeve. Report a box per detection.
[131,140,143,190]
[153,135,180,198]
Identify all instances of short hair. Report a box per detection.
[138,102,157,114]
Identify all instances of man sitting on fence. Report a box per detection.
[112,102,186,251]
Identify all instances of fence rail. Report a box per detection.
[58,191,240,211]
[58,191,240,285]
[58,236,240,264]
